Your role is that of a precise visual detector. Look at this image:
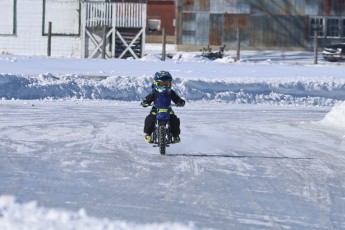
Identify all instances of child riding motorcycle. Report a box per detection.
[141,71,185,143]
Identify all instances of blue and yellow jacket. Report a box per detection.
[142,89,185,116]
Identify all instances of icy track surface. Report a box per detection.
[1,100,345,230]
[1,50,345,229]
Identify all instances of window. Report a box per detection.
[310,17,324,37]
[310,17,345,38]
[148,19,161,32]
[326,18,340,37]
[42,0,80,36]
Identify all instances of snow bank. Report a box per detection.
[1,52,345,106]
[0,196,196,230]
[0,73,344,106]
[319,101,345,129]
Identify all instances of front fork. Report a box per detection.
[153,120,172,145]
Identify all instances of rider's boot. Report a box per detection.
[145,134,151,143]
[173,136,181,143]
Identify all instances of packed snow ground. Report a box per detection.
[0,46,345,229]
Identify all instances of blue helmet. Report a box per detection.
[154,71,172,92]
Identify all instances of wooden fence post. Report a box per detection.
[236,26,241,61]
[102,26,107,59]
[313,29,318,64]
[162,28,166,61]
[47,22,52,56]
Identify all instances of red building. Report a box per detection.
[111,0,176,43]
[147,0,175,36]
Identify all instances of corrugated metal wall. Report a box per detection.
[176,0,345,50]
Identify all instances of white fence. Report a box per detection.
[81,2,147,58]
[84,2,147,28]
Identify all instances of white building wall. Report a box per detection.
[0,0,15,34]
[0,0,81,57]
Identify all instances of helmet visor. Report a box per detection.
[157,81,171,88]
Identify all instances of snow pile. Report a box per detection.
[319,101,345,129]
[0,73,345,106]
[1,52,345,106]
[0,196,196,230]
[0,74,152,101]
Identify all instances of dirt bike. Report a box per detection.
[141,104,181,155]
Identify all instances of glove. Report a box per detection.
[176,100,185,107]
[140,101,150,107]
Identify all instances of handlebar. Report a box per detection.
[140,102,183,108]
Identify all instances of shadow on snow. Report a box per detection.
[167,153,313,160]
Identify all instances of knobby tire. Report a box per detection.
[159,125,166,155]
